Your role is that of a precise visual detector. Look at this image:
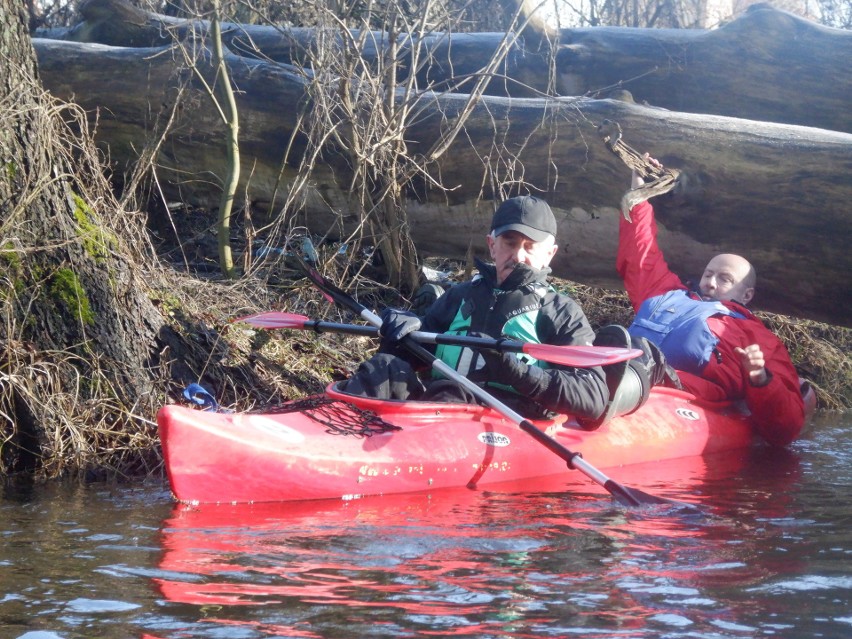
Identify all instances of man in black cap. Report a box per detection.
[343,195,609,420]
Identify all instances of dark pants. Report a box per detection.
[343,353,480,403]
[342,353,552,418]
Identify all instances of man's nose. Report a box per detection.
[513,246,530,262]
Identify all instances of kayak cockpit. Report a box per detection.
[325,381,569,428]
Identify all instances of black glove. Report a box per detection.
[379,308,421,345]
[469,347,546,395]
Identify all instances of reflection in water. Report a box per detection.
[2,414,851,638]
[150,443,847,638]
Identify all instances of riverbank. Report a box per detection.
[2,251,849,483]
[161,252,850,414]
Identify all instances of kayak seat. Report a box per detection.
[578,325,649,431]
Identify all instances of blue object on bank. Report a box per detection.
[183,383,219,411]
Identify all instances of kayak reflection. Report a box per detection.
[152,447,803,637]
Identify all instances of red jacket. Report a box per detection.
[617,201,805,446]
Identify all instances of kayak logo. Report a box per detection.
[478,432,511,447]
[675,408,700,421]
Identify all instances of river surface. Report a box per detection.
[1,412,850,639]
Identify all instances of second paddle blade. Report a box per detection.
[235,311,310,329]
[523,343,643,367]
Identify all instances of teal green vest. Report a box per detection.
[434,283,552,389]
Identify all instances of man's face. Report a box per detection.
[487,231,558,285]
[699,254,754,304]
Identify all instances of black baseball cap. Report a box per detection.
[491,196,557,243]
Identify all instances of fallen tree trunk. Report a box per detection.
[36,0,852,134]
[553,4,852,135]
[36,0,540,98]
[34,37,852,326]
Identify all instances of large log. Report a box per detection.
[37,0,852,134]
[33,37,852,327]
[36,0,539,97]
[554,4,852,134]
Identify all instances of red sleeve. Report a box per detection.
[740,323,805,446]
[617,201,686,311]
[702,315,805,447]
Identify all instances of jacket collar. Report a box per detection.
[474,257,551,291]
[688,289,756,319]
[723,298,756,319]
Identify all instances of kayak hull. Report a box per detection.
[158,383,756,504]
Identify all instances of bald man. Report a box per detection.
[616,160,806,446]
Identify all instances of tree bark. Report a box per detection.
[33,35,852,327]
[1,0,166,475]
[553,4,852,134]
[37,0,852,134]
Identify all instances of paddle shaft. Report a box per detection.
[350,307,643,506]
[297,256,696,510]
[280,317,618,364]
[238,311,643,368]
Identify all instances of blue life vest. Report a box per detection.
[628,289,745,376]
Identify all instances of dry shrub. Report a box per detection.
[0,342,161,479]
[756,313,851,411]
[149,253,377,413]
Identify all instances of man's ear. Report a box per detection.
[548,243,559,260]
[486,233,496,256]
[741,287,755,305]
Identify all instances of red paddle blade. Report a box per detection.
[523,343,643,367]
[235,311,309,329]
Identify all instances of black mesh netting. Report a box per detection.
[259,396,403,438]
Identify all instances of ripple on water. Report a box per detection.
[64,598,141,613]
[747,574,852,593]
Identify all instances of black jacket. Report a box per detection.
[420,260,608,419]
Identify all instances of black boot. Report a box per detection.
[578,325,642,430]
[630,336,683,390]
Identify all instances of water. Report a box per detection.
[2,412,851,639]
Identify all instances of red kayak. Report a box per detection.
[158,382,768,505]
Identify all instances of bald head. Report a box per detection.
[699,253,756,305]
